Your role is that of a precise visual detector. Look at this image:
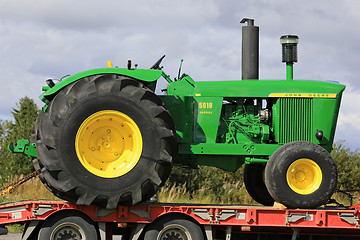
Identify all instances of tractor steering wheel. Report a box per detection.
[150,55,166,69]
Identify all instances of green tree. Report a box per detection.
[0,97,39,180]
[0,120,9,145]
[331,143,360,194]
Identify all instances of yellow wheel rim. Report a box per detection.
[286,158,322,195]
[75,110,143,178]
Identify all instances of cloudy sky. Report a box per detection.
[0,0,359,150]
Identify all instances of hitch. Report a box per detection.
[8,139,37,158]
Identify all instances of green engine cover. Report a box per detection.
[161,75,345,171]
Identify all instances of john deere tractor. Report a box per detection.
[14,19,344,209]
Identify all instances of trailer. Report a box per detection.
[1,200,360,239]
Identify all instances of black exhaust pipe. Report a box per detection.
[241,18,259,80]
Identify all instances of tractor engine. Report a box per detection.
[218,99,271,144]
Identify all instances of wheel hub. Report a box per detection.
[295,170,306,182]
[54,230,78,240]
[51,223,84,240]
[286,158,322,195]
[158,224,191,240]
[75,110,143,178]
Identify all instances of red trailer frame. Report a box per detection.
[0,200,360,239]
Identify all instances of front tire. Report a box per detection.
[265,141,337,209]
[34,75,176,208]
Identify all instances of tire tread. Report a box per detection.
[33,75,176,208]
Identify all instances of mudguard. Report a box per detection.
[40,68,162,103]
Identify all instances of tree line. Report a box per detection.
[0,97,38,181]
[0,97,359,203]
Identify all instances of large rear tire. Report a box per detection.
[265,141,337,209]
[33,75,176,208]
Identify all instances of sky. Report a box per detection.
[0,0,358,150]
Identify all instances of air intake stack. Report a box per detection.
[280,35,299,80]
[241,18,259,80]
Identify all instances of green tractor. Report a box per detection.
[15,19,345,209]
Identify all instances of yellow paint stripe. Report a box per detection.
[269,93,337,98]
[195,93,201,96]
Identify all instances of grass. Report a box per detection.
[2,175,359,207]
[1,175,257,205]
[157,181,258,205]
[0,175,59,203]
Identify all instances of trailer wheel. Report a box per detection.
[244,164,274,206]
[34,75,176,208]
[144,215,204,240]
[265,141,337,209]
[38,212,98,240]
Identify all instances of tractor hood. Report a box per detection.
[167,79,345,99]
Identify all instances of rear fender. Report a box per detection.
[40,68,162,104]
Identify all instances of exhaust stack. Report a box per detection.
[241,18,259,80]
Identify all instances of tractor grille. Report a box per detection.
[279,98,313,144]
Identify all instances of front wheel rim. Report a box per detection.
[75,110,143,178]
[286,158,322,195]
